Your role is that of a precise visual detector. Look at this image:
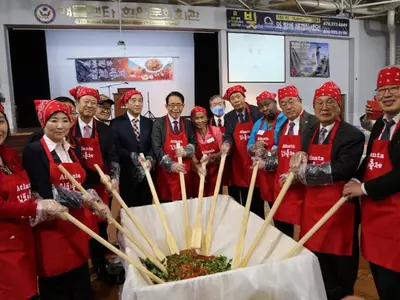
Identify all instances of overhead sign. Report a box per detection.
[227,9,350,37]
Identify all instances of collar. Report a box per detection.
[319,122,335,134]
[78,116,93,129]
[214,114,224,120]
[127,111,140,123]
[168,114,180,124]
[289,110,303,125]
[43,135,71,153]
[236,109,246,116]
[383,112,400,125]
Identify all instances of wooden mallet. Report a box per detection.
[191,159,207,249]
[139,154,180,255]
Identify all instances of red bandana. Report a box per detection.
[191,106,207,118]
[377,66,400,89]
[34,100,72,128]
[223,85,246,100]
[313,81,341,104]
[0,104,4,114]
[278,85,299,102]
[69,86,100,101]
[119,89,143,106]
[256,91,277,102]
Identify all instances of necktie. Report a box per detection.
[173,121,179,135]
[83,125,91,138]
[287,122,295,136]
[217,118,222,127]
[318,127,327,144]
[381,119,396,141]
[239,113,245,123]
[132,118,140,141]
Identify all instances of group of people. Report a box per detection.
[0,65,399,300]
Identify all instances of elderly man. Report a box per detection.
[95,94,114,125]
[291,81,364,300]
[343,66,400,300]
[221,85,263,218]
[209,95,226,129]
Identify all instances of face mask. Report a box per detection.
[211,105,225,116]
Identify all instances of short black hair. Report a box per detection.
[166,91,184,104]
[55,96,76,108]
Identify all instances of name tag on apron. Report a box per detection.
[257,130,265,135]
[206,137,215,143]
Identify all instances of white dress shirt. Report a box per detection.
[214,115,225,127]
[168,114,180,131]
[127,111,141,134]
[43,135,72,163]
[318,122,335,144]
[78,117,94,137]
[285,110,304,136]
[379,112,400,140]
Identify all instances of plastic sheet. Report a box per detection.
[120,196,326,300]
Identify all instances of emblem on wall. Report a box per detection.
[34,4,56,24]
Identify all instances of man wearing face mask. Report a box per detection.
[247,91,287,203]
[151,91,196,202]
[209,95,226,131]
[290,81,364,300]
[220,85,264,218]
[69,86,120,283]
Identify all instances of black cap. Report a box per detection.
[99,94,114,105]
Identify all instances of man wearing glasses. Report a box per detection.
[343,66,400,300]
[151,91,196,202]
[95,94,114,125]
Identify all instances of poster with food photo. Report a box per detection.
[75,57,173,83]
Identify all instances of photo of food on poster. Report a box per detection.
[290,41,329,78]
[75,57,173,83]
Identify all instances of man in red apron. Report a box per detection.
[152,91,197,201]
[343,66,400,300]
[291,82,365,300]
[220,85,264,218]
[248,91,287,203]
[70,86,120,283]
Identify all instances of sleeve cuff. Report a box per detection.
[361,183,368,195]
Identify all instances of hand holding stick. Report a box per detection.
[191,160,207,249]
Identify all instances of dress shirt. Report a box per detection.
[213,115,225,127]
[168,114,180,131]
[378,112,400,140]
[43,135,72,163]
[284,110,303,136]
[78,117,94,137]
[127,111,141,134]
[318,122,335,144]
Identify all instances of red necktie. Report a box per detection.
[173,121,179,135]
[218,118,222,127]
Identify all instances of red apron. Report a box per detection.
[0,152,37,299]
[194,126,220,197]
[300,121,355,255]
[255,118,277,202]
[231,105,254,187]
[274,121,304,224]
[156,116,194,201]
[361,122,400,271]
[210,118,231,186]
[34,138,89,277]
[73,120,108,226]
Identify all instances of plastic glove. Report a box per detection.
[175,147,187,158]
[208,152,221,164]
[82,189,101,209]
[251,156,265,170]
[279,173,289,187]
[289,151,308,174]
[255,140,267,149]
[138,155,152,171]
[254,147,267,158]
[93,201,111,220]
[32,199,69,226]
[221,142,231,155]
[171,162,186,173]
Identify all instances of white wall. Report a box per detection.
[46,29,195,117]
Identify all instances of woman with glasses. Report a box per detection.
[290,81,365,300]
[151,91,197,201]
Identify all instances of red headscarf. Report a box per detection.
[223,85,246,100]
[119,89,143,106]
[313,81,342,105]
[0,104,4,114]
[256,91,277,102]
[69,86,100,101]
[278,85,299,102]
[377,66,400,89]
[34,100,72,128]
[190,106,207,118]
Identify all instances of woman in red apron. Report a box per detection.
[191,106,223,197]
[23,100,95,300]
[343,66,400,300]
[0,105,67,300]
[295,82,365,300]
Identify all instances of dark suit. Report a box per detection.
[111,113,154,207]
[302,120,364,300]
[223,104,264,218]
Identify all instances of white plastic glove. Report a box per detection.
[138,155,152,171]
[289,151,308,175]
[251,156,266,170]
[175,147,187,158]
[221,142,231,155]
[93,201,111,220]
[31,200,69,226]
[171,162,186,173]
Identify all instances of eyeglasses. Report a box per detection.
[376,86,400,97]
[168,104,183,109]
[314,100,337,109]
[99,106,111,112]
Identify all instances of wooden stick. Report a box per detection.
[91,164,166,262]
[139,154,180,255]
[62,212,164,284]
[191,160,207,249]
[231,161,259,269]
[58,165,167,273]
[238,172,295,268]
[283,196,348,259]
[176,143,192,249]
[202,153,227,255]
